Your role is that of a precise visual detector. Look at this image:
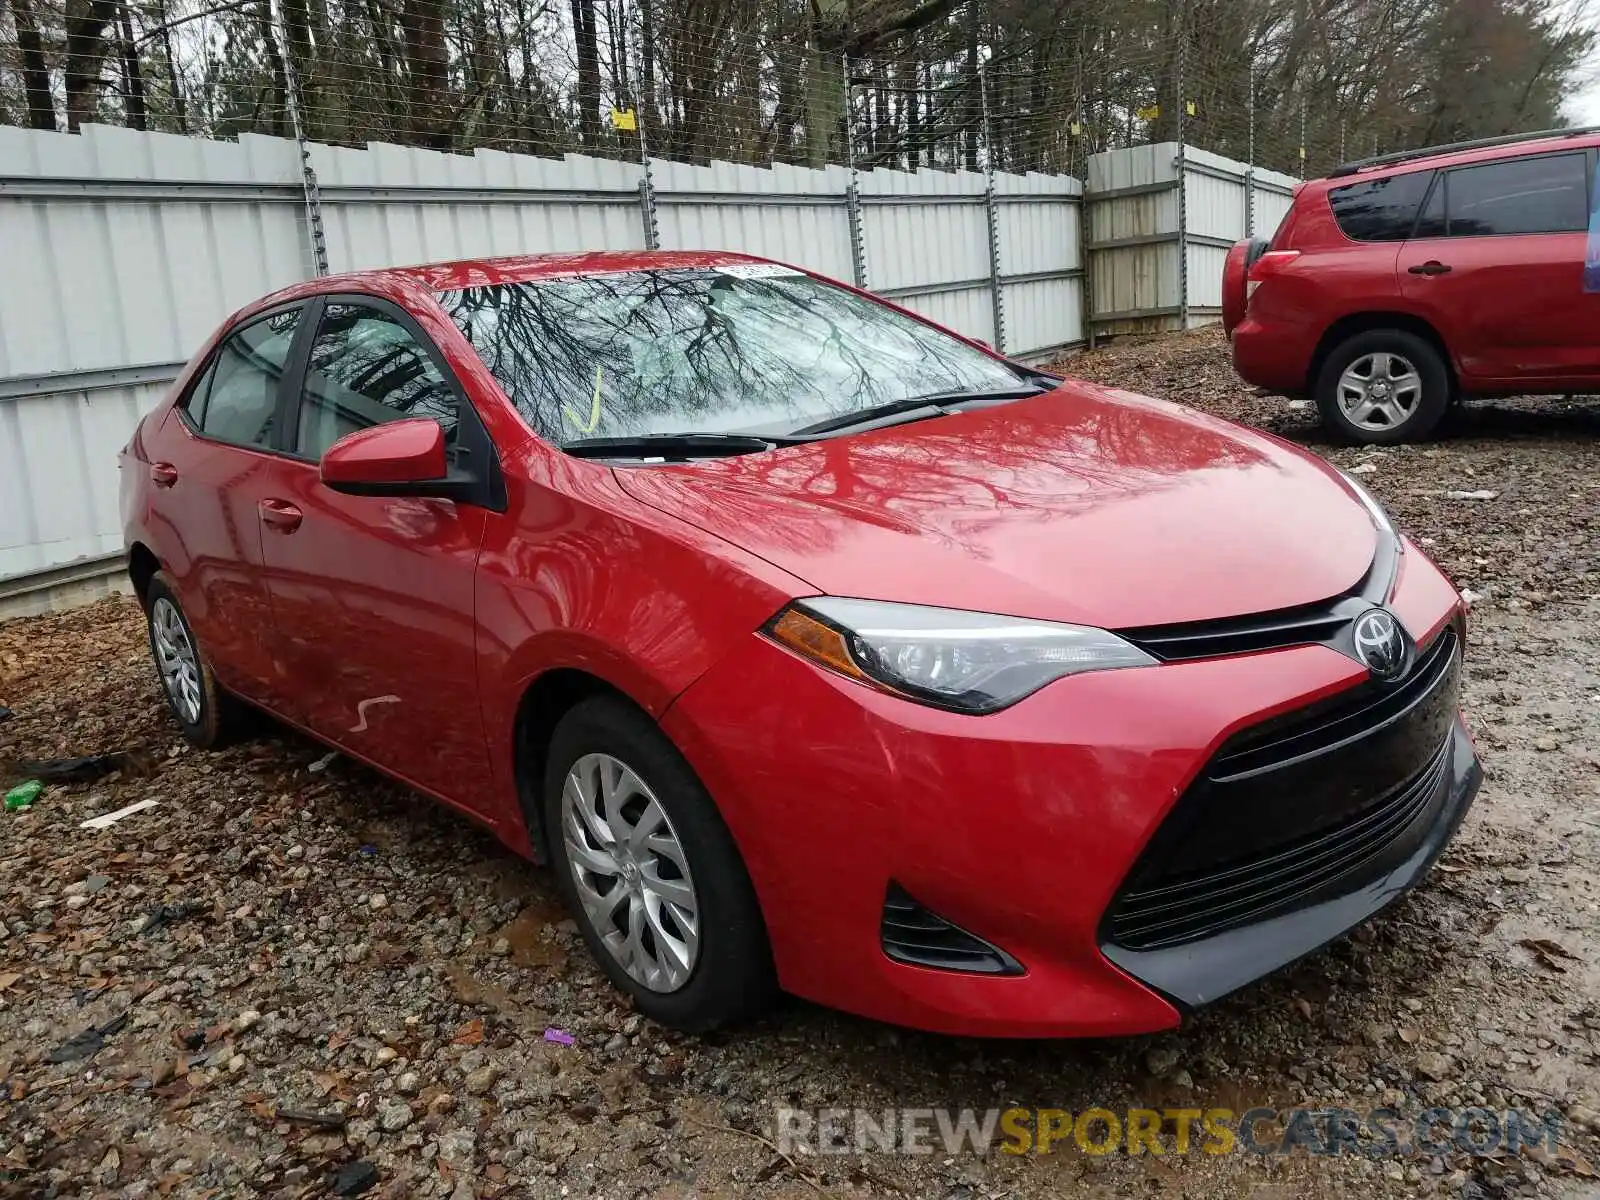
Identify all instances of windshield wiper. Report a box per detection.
[788,383,1050,438]
[561,432,795,459]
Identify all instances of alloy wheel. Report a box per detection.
[150,597,202,724]
[1336,351,1423,432]
[560,752,700,993]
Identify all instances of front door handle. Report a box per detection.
[1407,261,1452,276]
[258,499,304,534]
[150,462,179,488]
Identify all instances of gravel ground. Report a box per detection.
[3,327,1599,1199]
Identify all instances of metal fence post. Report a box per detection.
[269,0,327,276]
[1299,96,1308,177]
[1245,57,1256,238]
[634,2,661,251]
[636,118,660,251]
[1174,13,1188,328]
[843,53,868,290]
[977,60,1006,355]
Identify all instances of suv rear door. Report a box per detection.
[1398,149,1598,386]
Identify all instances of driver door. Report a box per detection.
[256,295,496,813]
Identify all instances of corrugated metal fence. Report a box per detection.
[1086,143,1298,335]
[0,127,1283,610]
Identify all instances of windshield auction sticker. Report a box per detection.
[714,263,806,279]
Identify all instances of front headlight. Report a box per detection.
[764,597,1156,714]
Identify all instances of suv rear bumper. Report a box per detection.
[1231,315,1315,395]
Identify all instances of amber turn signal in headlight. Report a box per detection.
[765,598,1155,714]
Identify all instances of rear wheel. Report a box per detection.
[543,695,775,1031]
[144,572,244,749]
[1314,329,1451,444]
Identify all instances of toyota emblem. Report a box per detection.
[1353,609,1407,681]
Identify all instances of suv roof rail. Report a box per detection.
[1327,125,1600,178]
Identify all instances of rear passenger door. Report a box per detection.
[147,304,306,714]
[1399,150,1597,385]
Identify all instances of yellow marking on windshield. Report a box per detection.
[563,365,604,433]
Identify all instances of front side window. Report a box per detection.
[438,266,1024,447]
[188,307,301,447]
[1412,175,1446,239]
[1328,170,1434,241]
[1445,154,1589,236]
[297,302,459,459]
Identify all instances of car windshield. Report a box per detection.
[437,266,1025,448]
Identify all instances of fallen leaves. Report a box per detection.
[1519,937,1579,973]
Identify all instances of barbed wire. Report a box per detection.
[0,0,1588,180]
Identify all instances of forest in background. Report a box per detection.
[1,0,1595,178]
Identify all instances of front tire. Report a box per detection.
[143,572,243,749]
[543,695,775,1031]
[1314,329,1451,444]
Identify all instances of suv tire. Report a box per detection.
[1314,329,1451,444]
[543,695,776,1031]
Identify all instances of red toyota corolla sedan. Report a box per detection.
[120,250,1480,1037]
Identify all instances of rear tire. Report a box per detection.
[543,695,775,1031]
[143,572,245,749]
[1315,329,1451,444]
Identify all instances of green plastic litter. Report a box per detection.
[4,780,43,811]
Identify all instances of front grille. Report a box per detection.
[1121,602,1354,662]
[881,884,1022,975]
[1118,534,1400,663]
[1103,625,1460,952]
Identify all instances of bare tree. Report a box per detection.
[7,0,56,130]
[64,0,118,130]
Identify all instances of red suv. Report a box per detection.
[1225,129,1600,443]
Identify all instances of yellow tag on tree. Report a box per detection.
[1136,104,1160,121]
[1069,121,1082,136]
[1185,100,1197,117]
[611,108,638,132]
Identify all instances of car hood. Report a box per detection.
[613,380,1378,629]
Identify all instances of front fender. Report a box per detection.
[472,449,811,848]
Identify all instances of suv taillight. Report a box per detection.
[1246,249,1301,300]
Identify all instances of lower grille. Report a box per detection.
[1103,625,1460,952]
[881,884,1021,975]
[1105,739,1449,948]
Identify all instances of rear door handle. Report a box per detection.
[1407,261,1452,276]
[150,462,179,488]
[258,499,304,534]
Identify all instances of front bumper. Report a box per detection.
[1103,716,1479,1010]
[661,543,1475,1038]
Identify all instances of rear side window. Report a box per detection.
[296,302,460,459]
[1444,153,1589,236]
[186,308,301,447]
[1328,171,1434,241]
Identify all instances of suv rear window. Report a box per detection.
[1328,170,1434,241]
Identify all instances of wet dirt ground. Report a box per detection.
[2,328,1598,1199]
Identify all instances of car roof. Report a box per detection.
[239,249,783,320]
[1315,127,1600,189]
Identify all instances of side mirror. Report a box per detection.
[320,418,450,498]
